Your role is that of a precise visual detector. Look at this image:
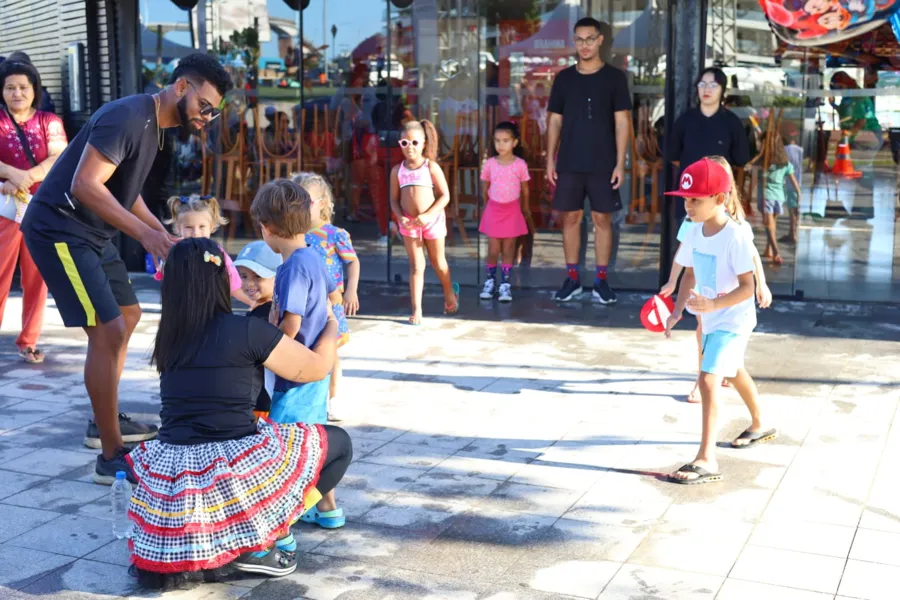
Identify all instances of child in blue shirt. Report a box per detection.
[250,179,345,529]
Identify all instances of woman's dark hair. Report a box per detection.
[696,67,728,105]
[490,121,525,158]
[152,238,232,373]
[0,59,42,109]
[170,53,233,97]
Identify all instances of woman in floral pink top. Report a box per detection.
[479,121,530,303]
[0,58,68,363]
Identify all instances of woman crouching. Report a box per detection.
[129,238,351,587]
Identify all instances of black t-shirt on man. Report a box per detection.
[158,314,283,445]
[547,65,632,175]
[667,107,750,174]
[31,95,161,248]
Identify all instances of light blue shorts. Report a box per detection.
[784,186,800,210]
[701,331,749,378]
[270,375,331,425]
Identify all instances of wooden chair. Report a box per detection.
[447,110,481,248]
[257,105,302,183]
[629,105,664,267]
[206,103,252,240]
[628,104,662,227]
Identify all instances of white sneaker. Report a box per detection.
[498,282,512,303]
[375,235,389,246]
[479,277,496,300]
[327,397,343,422]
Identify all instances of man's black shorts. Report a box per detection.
[23,228,138,328]
[552,172,623,214]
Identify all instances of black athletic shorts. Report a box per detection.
[552,171,623,214]
[23,229,138,328]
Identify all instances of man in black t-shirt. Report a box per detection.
[546,18,632,305]
[21,54,233,485]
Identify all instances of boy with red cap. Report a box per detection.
[664,158,777,485]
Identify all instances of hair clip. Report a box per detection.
[203,251,222,267]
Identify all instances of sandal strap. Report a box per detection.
[677,463,711,477]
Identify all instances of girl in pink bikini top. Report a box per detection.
[398,159,434,189]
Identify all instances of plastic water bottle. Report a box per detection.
[144,253,157,274]
[111,471,133,539]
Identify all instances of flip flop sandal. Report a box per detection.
[444,283,461,315]
[299,507,346,529]
[668,463,723,485]
[731,428,777,449]
[19,347,45,364]
[408,314,422,326]
[721,379,732,388]
[686,388,701,404]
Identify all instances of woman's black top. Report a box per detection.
[158,314,282,445]
[667,107,750,173]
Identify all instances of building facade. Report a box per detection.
[2,0,898,303]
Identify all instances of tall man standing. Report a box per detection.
[546,18,632,304]
[22,54,233,484]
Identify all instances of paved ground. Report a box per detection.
[0,278,899,600]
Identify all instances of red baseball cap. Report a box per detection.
[665,158,731,199]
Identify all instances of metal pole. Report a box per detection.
[323,1,328,80]
[299,4,305,170]
[385,0,392,284]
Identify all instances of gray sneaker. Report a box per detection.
[94,448,136,486]
[84,413,159,449]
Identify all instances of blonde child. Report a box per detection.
[389,119,459,325]
[479,121,530,303]
[661,156,771,403]
[249,179,344,529]
[163,195,253,306]
[761,139,801,265]
[292,172,360,422]
[663,158,776,485]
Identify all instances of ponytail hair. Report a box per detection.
[404,119,439,162]
[707,156,745,224]
[165,195,228,233]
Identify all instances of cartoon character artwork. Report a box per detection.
[759,0,900,45]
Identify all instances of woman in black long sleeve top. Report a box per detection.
[667,67,751,220]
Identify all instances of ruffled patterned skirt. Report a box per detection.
[126,419,326,573]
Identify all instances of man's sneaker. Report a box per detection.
[233,547,297,577]
[498,282,513,303]
[592,279,618,305]
[94,448,136,486]
[479,277,496,300]
[84,413,159,449]
[554,278,583,302]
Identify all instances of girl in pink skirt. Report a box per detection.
[479,121,531,303]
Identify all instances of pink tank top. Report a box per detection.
[398,159,434,189]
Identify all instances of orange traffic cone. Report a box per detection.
[831,135,862,179]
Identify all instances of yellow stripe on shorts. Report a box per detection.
[54,242,97,327]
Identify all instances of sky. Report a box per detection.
[148,0,388,59]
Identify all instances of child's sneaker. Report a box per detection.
[233,546,297,577]
[479,277,496,300]
[327,397,343,422]
[498,283,513,303]
[299,507,346,529]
